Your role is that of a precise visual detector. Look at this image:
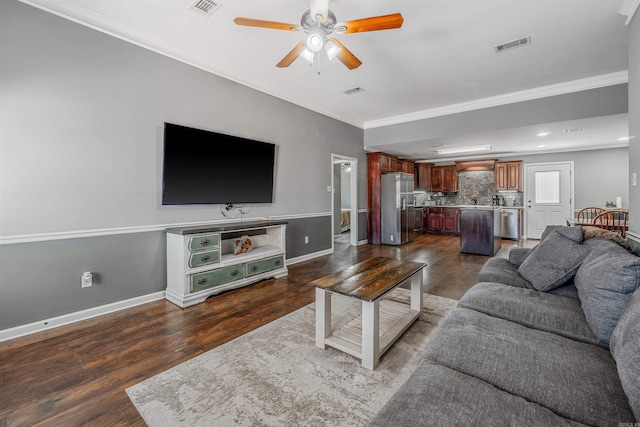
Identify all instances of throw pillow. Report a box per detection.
[574,247,640,347]
[517,228,590,292]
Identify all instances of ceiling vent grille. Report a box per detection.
[343,87,365,95]
[494,36,531,53]
[191,0,222,17]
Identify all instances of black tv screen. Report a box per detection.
[162,123,275,205]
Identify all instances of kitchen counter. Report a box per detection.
[460,208,502,256]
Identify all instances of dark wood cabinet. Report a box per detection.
[380,154,401,174]
[427,207,442,232]
[400,159,415,174]
[426,207,460,235]
[431,165,458,192]
[443,166,458,192]
[416,163,434,191]
[442,208,461,235]
[495,161,522,191]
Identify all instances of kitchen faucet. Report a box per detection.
[471,198,478,205]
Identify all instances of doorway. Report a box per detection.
[524,161,574,239]
[331,154,358,248]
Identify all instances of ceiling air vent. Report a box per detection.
[343,87,364,95]
[495,36,531,53]
[191,0,222,17]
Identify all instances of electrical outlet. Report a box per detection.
[81,272,93,288]
[304,236,309,244]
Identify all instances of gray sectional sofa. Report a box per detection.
[370,225,640,426]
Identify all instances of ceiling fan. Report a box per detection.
[234,0,403,70]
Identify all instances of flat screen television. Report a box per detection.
[162,123,275,205]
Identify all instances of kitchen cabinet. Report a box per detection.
[380,154,401,173]
[426,207,460,235]
[431,165,458,192]
[442,208,461,234]
[415,163,433,190]
[495,161,522,191]
[427,207,442,232]
[400,159,415,174]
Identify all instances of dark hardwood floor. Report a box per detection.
[0,234,516,426]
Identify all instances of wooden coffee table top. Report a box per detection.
[308,256,426,302]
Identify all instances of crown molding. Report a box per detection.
[364,71,629,130]
[620,0,640,25]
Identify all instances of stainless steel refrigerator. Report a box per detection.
[381,172,415,245]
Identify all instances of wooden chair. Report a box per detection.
[576,207,606,223]
[593,210,629,237]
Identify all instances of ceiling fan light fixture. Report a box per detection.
[437,145,492,155]
[299,47,315,63]
[306,33,324,52]
[325,40,341,60]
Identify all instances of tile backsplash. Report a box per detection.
[414,170,523,206]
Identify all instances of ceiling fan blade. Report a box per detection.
[337,13,404,34]
[234,17,301,31]
[276,41,305,68]
[328,38,362,70]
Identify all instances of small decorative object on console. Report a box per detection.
[233,235,253,255]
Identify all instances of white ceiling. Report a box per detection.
[23,0,632,160]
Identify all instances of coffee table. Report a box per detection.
[308,256,426,369]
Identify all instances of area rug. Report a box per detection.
[126,289,458,426]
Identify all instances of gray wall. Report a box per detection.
[629,12,640,233]
[0,1,365,330]
[500,147,629,209]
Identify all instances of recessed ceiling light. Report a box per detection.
[618,136,630,141]
[537,132,550,137]
[437,145,492,155]
[537,144,547,148]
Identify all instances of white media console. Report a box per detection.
[165,220,288,308]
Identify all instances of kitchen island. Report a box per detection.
[459,207,502,255]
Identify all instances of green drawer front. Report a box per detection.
[188,249,220,268]
[188,233,219,251]
[190,266,243,292]
[246,255,285,278]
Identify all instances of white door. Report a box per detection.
[525,162,573,239]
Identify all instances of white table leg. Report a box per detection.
[361,299,380,370]
[315,288,331,349]
[410,272,423,313]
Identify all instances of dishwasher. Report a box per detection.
[501,208,520,240]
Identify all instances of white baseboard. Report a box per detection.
[357,239,369,246]
[0,291,166,343]
[286,248,334,265]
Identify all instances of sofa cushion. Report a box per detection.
[423,308,635,426]
[459,282,597,345]
[574,241,640,347]
[517,228,591,292]
[610,289,640,420]
[476,257,534,289]
[369,361,586,427]
[548,283,579,299]
[507,247,532,266]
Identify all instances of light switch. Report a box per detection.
[632,172,637,187]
